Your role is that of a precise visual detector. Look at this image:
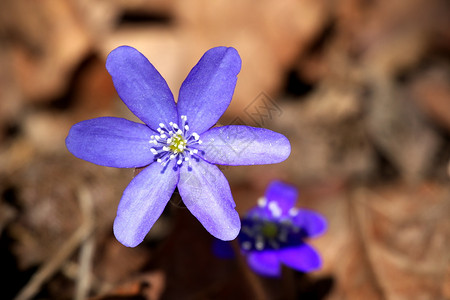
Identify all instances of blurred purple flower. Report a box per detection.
[216,181,327,277]
[65,46,291,247]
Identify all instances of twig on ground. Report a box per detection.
[75,186,95,300]
[14,186,95,300]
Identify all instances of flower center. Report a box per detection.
[241,218,299,251]
[239,199,303,251]
[261,223,278,238]
[169,134,187,153]
[149,115,202,169]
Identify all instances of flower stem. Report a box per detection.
[231,240,268,300]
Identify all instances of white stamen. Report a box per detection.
[289,208,299,217]
[242,241,251,250]
[151,116,203,168]
[257,197,267,207]
[268,202,282,218]
[255,239,264,250]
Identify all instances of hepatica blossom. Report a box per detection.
[66,46,291,247]
[216,181,327,277]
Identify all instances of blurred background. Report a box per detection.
[1,0,449,299]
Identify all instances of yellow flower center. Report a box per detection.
[149,116,202,167]
[261,223,278,239]
[169,134,187,153]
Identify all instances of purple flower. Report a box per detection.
[237,181,327,277]
[65,46,291,247]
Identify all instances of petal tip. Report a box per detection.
[204,46,242,76]
[310,214,328,237]
[268,133,291,164]
[113,220,142,248]
[106,45,138,71]
[301,250,323,272]
[279,245,323,272]
[279,135,291,162]
[224,46,242,72]
[217,225,240,241]
[64,123,86,161]
[207,211,241,241]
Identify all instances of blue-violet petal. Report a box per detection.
[265,181,298,217]
[197,125,291,165]
[177,47,241,134]
[113,160,179,247]
[278,244,322,272]
[178,159,240,240]
[292,209,328,238]
[106,46,177,130]
[66,117,156,168]
[247,251,281,277]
